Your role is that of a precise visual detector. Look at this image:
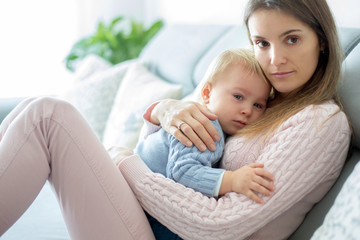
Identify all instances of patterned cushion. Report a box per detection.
[63,59,136,140]
[311,161,360,239]
[102,62,182,150]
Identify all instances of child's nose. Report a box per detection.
[241,104,252,116]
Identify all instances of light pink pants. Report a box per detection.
[0,97,155,239]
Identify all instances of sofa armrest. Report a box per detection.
[0,98,25,123]
[288,148,360,239]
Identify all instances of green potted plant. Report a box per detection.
[65,16,164,71]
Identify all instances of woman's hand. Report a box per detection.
[220,163,275,204]
[151,99,220,152]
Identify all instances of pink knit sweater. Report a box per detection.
[118,101,351,240]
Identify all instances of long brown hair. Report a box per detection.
[239,0,344,138]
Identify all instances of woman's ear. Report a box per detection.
[201,83,212,104]
[320,40,326,53]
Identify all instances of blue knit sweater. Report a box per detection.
[135,120,226,197]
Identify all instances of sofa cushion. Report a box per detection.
[63,59,136,140]
[102,62,182,150]
[139,25,232,97]
[339,42,360,148]
[193,25,250,86]
[73,54,112,82]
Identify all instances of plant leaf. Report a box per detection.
[64,16,164,71]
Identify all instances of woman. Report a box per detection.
[117,0,351,239]
[0,1,351,240]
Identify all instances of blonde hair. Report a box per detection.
[194,48,268,102]
[239,0,344,138]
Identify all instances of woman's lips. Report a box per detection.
[271,71,294,78]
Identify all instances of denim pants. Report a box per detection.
[146,212,183,240]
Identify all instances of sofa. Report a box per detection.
[1,24,360,239]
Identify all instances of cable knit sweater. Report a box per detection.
[118,101,351,240]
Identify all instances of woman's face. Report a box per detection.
[248,9,322,96]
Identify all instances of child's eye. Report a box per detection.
[234,94,243,100]
[254,103,263,109]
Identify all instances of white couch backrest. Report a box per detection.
[339,33,360,148]
[139,25,231,97]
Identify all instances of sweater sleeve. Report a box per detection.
[137,103,162,141]
[166,120,225,197]
[118,103,351,240]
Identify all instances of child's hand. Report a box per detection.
[232,163,275,203]
[221,163,275,203]
[107,146,134,166]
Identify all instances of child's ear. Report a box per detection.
[201,83,212,104]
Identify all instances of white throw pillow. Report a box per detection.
[102,63,183,150]
[74,54,112,82]
[63,59,137,140]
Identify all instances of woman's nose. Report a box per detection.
[270,46,287,67]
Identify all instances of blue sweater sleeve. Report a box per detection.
[166,120,226,197]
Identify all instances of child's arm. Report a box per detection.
[166,120,226,197]
[219,163,275,203]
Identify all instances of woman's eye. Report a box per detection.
[287,36,299,45]
[234,95,243,100]
[255,40,269,48]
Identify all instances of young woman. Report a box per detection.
[117,0,351,239]
[0,0,351,240]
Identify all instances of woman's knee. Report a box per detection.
[28,97,80,121]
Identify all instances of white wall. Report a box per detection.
[0,0,358,98]
[327,0,360,28]
[154,0,360,28]
[0,0,77,98]
[75,0,149,38]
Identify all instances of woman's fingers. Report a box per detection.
[178,122,208,151]
[170,125,193,148]
[196,102,219,121]
[182,116,218,151]
[191,104,220,143]
[158,100,220,151]
[168,116,212,151]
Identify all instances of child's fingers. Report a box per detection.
[244,190,264,204]
[254,168,275,182]
[252,174,275,193]
[250,180,274,197]
[249,162,264,168]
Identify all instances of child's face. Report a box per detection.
[202,62,271,135]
